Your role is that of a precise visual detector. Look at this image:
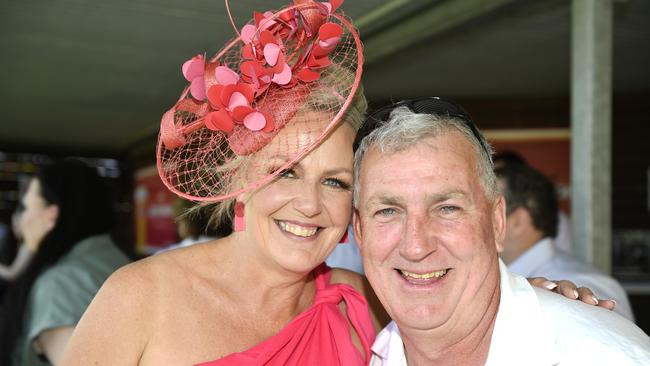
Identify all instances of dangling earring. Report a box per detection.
[339,229,348,244]
[234,201,245,232]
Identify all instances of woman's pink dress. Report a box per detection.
[196,263,376,366]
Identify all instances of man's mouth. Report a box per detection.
[398,268,450,285]
[276,220,321,238]
[400,269,448,279]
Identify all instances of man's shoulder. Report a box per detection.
[533,287,650,362]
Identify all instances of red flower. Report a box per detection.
[176,0,344,140]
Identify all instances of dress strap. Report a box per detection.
[195,263,375,366]
[313,262,332,290]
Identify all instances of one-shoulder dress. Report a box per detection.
[196,263,376,366]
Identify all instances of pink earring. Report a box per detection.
[234,201,245,232]
[339,230,348,244]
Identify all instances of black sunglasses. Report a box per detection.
[353,96,488,156]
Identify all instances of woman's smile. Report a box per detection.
[275,219,323,239]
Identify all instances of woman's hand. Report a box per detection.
[528,277,616,310]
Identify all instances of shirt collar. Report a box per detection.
[508,237,555,276]
[371,321,407,365]
[486,259,560,365]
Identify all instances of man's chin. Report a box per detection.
[391,304,449,331]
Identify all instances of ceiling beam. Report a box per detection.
[360,0,516,65]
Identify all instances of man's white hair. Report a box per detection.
[353,106,497,207]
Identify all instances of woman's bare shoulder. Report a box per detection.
[60,256,165,364]
[329,267,365,291]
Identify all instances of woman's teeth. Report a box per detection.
[400,269,447,279]
[278,221,318,237]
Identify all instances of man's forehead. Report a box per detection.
[359,137,450,178]
[357,134,479,200]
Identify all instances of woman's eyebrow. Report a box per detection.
[323,167,353,176]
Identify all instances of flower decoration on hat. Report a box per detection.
[161,0,345,150]
[157,0,362,202]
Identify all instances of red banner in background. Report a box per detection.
[133,166,178,255]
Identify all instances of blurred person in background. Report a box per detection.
[493,151,573,253]
[496,162,634,321]
[0,208,35,285]
[0,159,131,366]
[158,198,227,253]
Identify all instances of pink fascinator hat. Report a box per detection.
[157,0,363,202]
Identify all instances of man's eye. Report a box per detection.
[376,207,396,216]
[440,205,460,215]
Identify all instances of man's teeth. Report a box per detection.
[278,221,318,237]
[400,269,447,279]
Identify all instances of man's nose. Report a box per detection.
[292,183,323,218]
[399,212,437,261]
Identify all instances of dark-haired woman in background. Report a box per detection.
[0,160,131,366]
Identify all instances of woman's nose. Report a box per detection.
[292,183,323,218]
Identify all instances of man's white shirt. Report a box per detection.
[370,259,650,365]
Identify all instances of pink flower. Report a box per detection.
[182,54,206,101]
[177,0,345,137]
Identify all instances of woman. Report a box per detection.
[61,1,608,365]
[0,160,131,366]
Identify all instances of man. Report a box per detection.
[493,151,573,254]
[496,162,634,321]
[351,97,650,365]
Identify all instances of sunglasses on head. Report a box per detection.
[353,96,488,156]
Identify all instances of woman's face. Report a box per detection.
[20,179,58,252]
[242,118,356,274]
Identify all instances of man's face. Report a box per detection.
[354,130,506,335]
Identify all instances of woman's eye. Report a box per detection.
[323,178,351,190]
[278,169,295,178]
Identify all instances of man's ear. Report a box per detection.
[352,207,363,249]
[493,196,506,253]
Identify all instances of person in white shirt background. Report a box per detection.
[495,161,635,321]
[350,97,650,366]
